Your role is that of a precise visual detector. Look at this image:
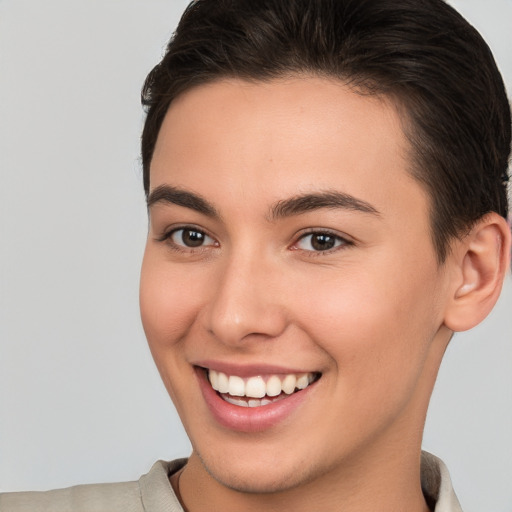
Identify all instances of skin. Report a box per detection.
[139,77,509,512]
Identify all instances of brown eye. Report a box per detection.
[170,228,215,248]
[296,232,345,252]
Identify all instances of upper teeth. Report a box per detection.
[208,370,316,398]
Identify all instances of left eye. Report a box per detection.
[169,228,216,248]
[295,232,345,252]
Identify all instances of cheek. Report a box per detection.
[295,259,442,398]
[139,251,203,355]
[139,251,205,413]
[297,264,436,338]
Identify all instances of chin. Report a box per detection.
[196,448,317,495]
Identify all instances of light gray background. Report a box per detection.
[0,1,510,511]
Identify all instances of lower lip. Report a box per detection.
[196,368,317,432]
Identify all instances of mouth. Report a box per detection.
[206,369,321,408]
[194,363,322,431]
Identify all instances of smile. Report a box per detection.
[196,364,321,431]
[207,369,319,408]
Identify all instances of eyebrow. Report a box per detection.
[146,185,380,220]
[147,185,219,218]
[269,190,380,220]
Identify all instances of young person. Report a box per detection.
[1,0,510,511]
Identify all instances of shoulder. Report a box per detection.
[0,480,141,512]
[0,459,187,512]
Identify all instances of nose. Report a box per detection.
[202,252,288,346]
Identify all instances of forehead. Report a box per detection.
[150,77,429,231]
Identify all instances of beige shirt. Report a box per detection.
[0,452,462,511]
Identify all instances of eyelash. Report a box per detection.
[157,226,353,256]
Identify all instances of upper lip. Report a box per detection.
[193,360,319,377]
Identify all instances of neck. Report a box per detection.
[174,441,431,512]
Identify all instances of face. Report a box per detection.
[140,77,452,493]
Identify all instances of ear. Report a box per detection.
[443,213,511,332]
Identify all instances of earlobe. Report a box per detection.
[444,213,511,332]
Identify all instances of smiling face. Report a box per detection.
[140,77,454,497]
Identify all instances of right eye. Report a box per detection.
[168,227,217,249]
